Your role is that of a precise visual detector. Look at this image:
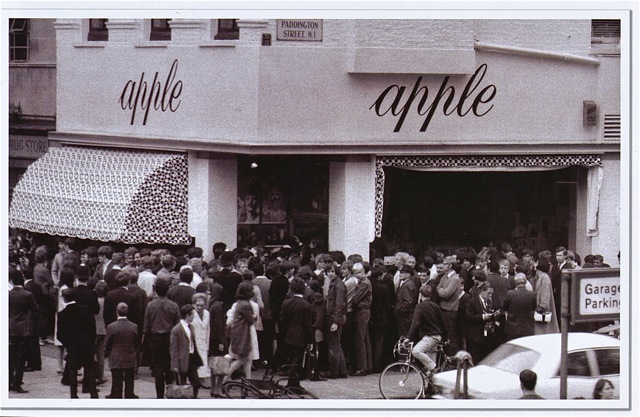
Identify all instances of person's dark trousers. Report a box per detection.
[177,353,202,398]
[9,336,28,389]
[354,308,372,373]
[270,322,287,373]
[284,344,306,388]
[316,339,329,373]
[109,368,136,398]
[369,323,388,373]
[341,311,356,373]
[95,335,106,381]
[25,335,42,371]
[326,323,347,378]
[68,356,98,398]
[441,310,459,355]
[258,318,275,366]
[382,323,399,370]
[148,333,173,398]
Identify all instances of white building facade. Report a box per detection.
[9,18,621,264]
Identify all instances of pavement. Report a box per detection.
[9,343,386,400]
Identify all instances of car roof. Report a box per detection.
[507,332,619,352]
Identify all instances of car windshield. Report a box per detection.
[479,343,541,375]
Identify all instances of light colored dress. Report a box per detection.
[192,308,211,378]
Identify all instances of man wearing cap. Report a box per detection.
[394,265,419,338]
[211,251,243,313]
[436,256,461,354]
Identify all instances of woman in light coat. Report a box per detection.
[224,281,257,382]
[191,293,210,386]
[532,258,560,335]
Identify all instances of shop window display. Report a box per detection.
[237,157,328,251]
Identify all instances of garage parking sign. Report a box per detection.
[570,268,620,323]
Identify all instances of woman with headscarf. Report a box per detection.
[224,281,257,382]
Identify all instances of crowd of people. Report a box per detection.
[8,231,617,399]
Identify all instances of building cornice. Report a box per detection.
[49,131,620,156]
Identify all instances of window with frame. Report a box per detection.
[88,19,108,41]
[9,18,29,62]
[595,348,620,376]
[591,19,620,45]
[565,351,592,377]
[150,19,171,41]
[214,19,239,40]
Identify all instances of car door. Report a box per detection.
[539,349,597,399]
[593,348,620,398]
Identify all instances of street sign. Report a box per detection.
[560,268,620,399]
[276,20,323,41]
[570,268,620,323]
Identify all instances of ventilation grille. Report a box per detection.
[604,114,621,140]
[592,19,621,44]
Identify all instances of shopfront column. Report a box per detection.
[329,156,376,260]
[188,153,237,257]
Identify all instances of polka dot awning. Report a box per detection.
[9,146,191,245]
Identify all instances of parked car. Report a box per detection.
[433,333,620,399]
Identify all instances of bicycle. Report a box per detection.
[379,336,457,399]
[222,365,318,399]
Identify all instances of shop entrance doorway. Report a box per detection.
[372,166,581,258]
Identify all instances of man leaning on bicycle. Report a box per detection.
[404,285,449,375]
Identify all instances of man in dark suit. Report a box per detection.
[394,265,419,337]
[90,245,114,287]
[503,273,537,341]
[33,246,55,344]
[211,251,243,313]
[104,271,139,328]
[105,302,139,399]
[57,288,99,398]
[170,304,202,398]
[143,278,180,399]
[74,265,100,315]
[465,282,500,364]
[279,277,313,388]
[22,268,44,372]
[167,268,196,309]
[9,269,40,393]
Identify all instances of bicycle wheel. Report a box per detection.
[280,386,319,399]
[438,357,457,372]
[379,362,425,399]
[222,380,268,399]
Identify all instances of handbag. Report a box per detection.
[534,311,552,323]
[209,355,232,376]
[164,372,194,399]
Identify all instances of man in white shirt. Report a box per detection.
[137,256,157,296]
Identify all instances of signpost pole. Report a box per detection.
[560,271,571,399]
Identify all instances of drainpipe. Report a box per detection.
[475,41,601,66]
